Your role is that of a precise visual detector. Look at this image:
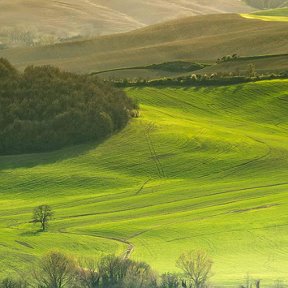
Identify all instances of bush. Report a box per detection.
[98,255,157,288]
[77,259,101,288]
[0,278,28,288]
[160,273,180,288]
[123,261,157,288]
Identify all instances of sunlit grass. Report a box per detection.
[1,80,288,284]
[241,8,288,21]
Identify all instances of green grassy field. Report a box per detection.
[1,80,288,285]
[242,7,288,21]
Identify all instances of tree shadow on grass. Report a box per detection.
[0,119,135,171]
[0,140,104,172]
[20,230,46,237]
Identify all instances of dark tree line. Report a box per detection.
[0,58,138,155]
[113,70,288,88]
[1,250,278,288]
[0,251,213,288]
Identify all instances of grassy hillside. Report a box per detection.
[0,0,254,48]
[1,80,288,284]
[200,54,288,76]
[96,54,288,80]
[1,14,287,74]
[242,7,288,21]
[244,0,288,9]
[94,61,208,80]
[253,7,288,15]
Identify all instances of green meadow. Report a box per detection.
[242,7,288,21]
[1,80,288,284]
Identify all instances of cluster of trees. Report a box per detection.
[13,207,211,288]
[0,26,82,48]
[0,250,213,288]
[2,205,286,287]
[0,26,55,48]
[0,58,138,155]
[216,54,240,63]
[113,68,288,88]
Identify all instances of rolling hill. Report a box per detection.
[95,54,288,80]
[0,0,254,48]
[1,13,288,74]
[244,0,288,9]
[1,80,288,284]
[242,7,288,21]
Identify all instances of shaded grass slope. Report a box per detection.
[1,80,288,284]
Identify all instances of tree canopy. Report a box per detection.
[0,59,137,155]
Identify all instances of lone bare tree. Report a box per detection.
[176,250,213,288]
[33,205,53,232]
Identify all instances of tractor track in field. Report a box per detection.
[58,230,135,260]
[52,181,288,223]
[199,134,273,180]
[135,177,153,195]
[159,90,219,116]
[167,216,288,243]
[145,122,166,178]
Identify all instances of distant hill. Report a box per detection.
[1,14,287,73]
[252,7,288,15]
[242,6,288,21]
[244,0,288,9]
[0,0,254,47]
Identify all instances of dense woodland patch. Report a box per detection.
[0,58,137,155]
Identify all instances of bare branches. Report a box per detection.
[176,250,213,288]
[32,205,53,232]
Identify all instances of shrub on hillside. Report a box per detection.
[160,273,180,288]
[0,278,28,288]
[0,59,137,155]
[98,255,157,288]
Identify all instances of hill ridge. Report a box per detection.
[1,13,287,73]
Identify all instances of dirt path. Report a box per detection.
[59,229,135,259]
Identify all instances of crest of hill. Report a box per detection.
[244,0,288,8]
[0,0,255,47]
[1,13,288,73]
